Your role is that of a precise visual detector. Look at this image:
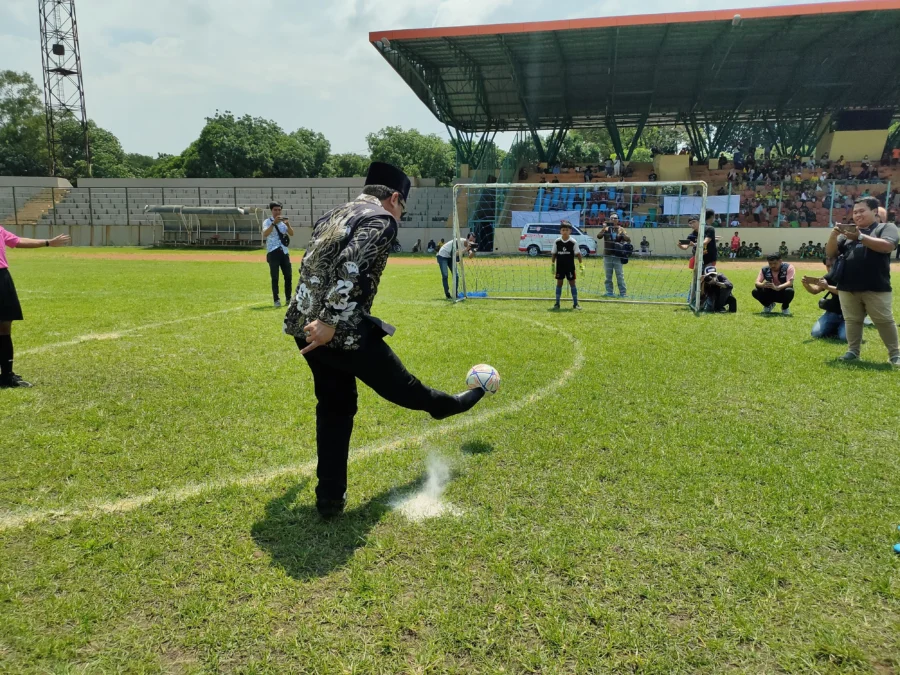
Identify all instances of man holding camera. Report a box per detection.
[600,213,630,297]
[825,197,900,365]
[699,265,737,313]
[262,202,294,308]
[752,253,795,315]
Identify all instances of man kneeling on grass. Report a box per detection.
[752,253,795,315]
[802,257,845,342]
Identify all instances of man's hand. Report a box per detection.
[49,234,71,247]
[842,227,860,242]
[300,320,336,355]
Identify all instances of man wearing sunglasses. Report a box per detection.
[283,162,488,519]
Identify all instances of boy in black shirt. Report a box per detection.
[551,221,584,310]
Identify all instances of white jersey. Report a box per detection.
[438,237,468,258]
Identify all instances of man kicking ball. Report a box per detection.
[551,220,584,310]
[283,162,492,519]
[0,227,71,388]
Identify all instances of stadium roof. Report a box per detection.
[370,1,900,133]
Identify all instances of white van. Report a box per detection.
[518,222,598,257]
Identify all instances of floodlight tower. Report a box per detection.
[38,0,90,176]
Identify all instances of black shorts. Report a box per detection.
[0,268,23,322]
[555,269,576,281]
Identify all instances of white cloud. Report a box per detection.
[1,0,851,158]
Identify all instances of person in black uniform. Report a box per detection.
[283,162,491,518]
[550,220,584,310]
[678,211,717,306]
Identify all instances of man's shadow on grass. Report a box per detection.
[251,477,419,581]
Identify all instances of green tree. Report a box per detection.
[367,126,455,185]
[290,128,330,177]
[123,153,159,177]
[55,117,134,180]
[325,152,370,177]
[0,70,48,176]
[144,152,186,178]
[182,111,283,178]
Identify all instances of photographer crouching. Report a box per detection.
[699,265,737,313]
[262,202,295,308]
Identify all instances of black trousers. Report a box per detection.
[299,333,476,503]
[266,249,292,302]
[752,287,795,309]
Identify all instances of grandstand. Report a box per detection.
[373,0,900,246]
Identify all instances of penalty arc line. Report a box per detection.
[17,304,260,356]
[0,317,585,532]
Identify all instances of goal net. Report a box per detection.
[452,181,711,309]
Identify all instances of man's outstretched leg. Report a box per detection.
[302,348,358,518]
[338,336,486,421]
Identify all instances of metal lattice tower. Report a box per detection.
[39,0,90,176]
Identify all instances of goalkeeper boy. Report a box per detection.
[551,220,584,310]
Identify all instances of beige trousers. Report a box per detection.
[838,290,900,358]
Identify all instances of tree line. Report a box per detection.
[0,70,459,185]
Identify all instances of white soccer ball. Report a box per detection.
[466,364,500,395]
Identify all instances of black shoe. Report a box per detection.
[446,293,452,300]
[316,497,346,520]
[431,388,485,420]
[552,304,560,310]
[0,373,32,389]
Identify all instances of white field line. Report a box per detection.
[18,305,257,356]
[0,317,584,532]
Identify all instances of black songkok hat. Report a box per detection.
[365,162,411,201]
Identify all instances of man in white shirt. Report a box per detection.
[262,201,295,308]
[436,233,475,299]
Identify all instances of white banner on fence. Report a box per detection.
[663,196,740,216]
[510,210,581,230]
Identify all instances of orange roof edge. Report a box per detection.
[369,0,900,43]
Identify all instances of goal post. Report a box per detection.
[451,180,710,310]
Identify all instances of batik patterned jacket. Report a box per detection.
[283,194,397,350]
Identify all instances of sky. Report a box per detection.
[0,0,851,158]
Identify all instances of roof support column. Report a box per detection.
[447,125,500,172]
[604,115,626,161]
[624,113,649,161]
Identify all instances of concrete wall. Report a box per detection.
[816,130,890,162]
[0,177,72,188]
[653,155,691,182]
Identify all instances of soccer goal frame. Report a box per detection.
[451,180,709,311]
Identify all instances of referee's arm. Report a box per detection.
[14,234,70,248]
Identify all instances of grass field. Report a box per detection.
[2,247,900,674]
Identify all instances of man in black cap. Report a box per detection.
[283,162,489,518]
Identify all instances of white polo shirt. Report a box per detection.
[263,217,289,255]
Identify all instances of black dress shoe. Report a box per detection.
[316,497,346,520]
[0,373,32,389]
[430,388,485,420]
